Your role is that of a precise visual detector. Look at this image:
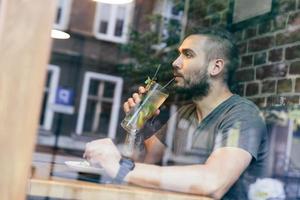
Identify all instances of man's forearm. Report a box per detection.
[123,147,252,199]
[124,163,218,197]
[124,163,162,188]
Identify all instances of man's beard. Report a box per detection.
[174,69,210,100]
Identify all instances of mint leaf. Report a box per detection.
[145,76,151,85]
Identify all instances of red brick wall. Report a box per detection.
[132,0,156,32]
[69,0,96,36]
[188,0,300,107]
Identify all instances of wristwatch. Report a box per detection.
[113,157,135,184]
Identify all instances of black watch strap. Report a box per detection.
[113,157,135,184]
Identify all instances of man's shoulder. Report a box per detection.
[228,95,260,112]
[224,95,266,129]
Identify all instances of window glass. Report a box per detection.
[114,6,126,36]
[98,4,111,34]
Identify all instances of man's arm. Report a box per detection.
[125,147,252,199]
[143,135,165,164]
[84,138,252,199]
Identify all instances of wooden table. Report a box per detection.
[28,178,212,200]
[28,158,212,200]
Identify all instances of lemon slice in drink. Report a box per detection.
[137,111,145,129]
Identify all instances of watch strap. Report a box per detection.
[113,158,135,184]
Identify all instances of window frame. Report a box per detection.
[53,0,72,31]
[93,1,135,44]
[75,72,123,139]
[40,64,60,131]
[228,0,276,31]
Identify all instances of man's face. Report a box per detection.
[172,35,211,98]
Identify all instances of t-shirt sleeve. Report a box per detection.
[214,103,267,160]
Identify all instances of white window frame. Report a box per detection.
[53,0,72,30]
[75,72,123,139]
[93,1,135,44]
[40,65,60,130]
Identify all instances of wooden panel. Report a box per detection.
[29,178,212,200]
[0,0,56,199]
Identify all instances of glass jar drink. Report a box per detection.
[121,82,169,134]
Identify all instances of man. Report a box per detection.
[84,28,268,199]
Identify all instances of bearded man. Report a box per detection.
[84,28,268,200]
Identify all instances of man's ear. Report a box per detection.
[210,59,225,76]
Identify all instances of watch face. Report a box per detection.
[120,158,135,170]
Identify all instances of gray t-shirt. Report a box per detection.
[155,95,268,200]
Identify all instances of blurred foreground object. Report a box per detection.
[248,178,285,200]
[0,0,56,199]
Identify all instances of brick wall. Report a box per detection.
[190,2,300,198]
[70,0,96,35]
[188,0,300,108]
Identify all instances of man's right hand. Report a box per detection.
[123,86,160,115]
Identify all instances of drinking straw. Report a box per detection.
[152,64,161,80]
[162,77,175,89]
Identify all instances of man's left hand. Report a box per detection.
[83,138,121,178]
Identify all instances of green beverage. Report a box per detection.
[121,82,169,133]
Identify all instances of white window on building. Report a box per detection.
[40,65,60,131]
[76,72,123,139]
[54,0,72,30]
[93,2,134,43]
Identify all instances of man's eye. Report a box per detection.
[185,52,193,58]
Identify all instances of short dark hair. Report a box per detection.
[190,27,239,89]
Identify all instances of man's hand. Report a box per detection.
[83,138,121,178]
[123,86,160,115]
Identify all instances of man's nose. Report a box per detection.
[172,56,182,69]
